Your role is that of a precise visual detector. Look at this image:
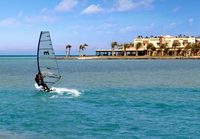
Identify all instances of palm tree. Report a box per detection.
[177,48,182,56]
[160,43,167,56]
[164,48,170,56]
[111,42,118,56]
[197,42,200,56]
[135,42,142,56]
[123,43,129,56]
[184,43,192,56]
[66,44,72,57]
[79,43,88,56]
[150,45,156,56]
[172,40,181,56]
[147,43,154,56]
[79,44,83,56]
[191,42,200,56]
[129,42,134,48]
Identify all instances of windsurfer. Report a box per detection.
[35,73,50,92]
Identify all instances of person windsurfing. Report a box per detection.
[35,73,50,92]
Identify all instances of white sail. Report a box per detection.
[37,31,61,87]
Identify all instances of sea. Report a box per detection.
[0,56,200,139]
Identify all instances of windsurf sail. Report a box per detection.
[37,31,61,88]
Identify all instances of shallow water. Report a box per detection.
[0,57,200,138]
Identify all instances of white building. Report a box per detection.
[134,35,196,49]
[96,35,198,56]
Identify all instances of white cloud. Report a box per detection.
[41,8,48,13]
[169,22,178,28]
[55,0,78,12]
[18,11,23,17]
[188,18,194,23]
[116,0,135,11]
[82,4,104,14]
[97,30,112,34]
[120,23,154,33]
[25,24,33,28]
[0,18,19,26]
[14,8,57,27]
[69,25,81,30]
[99,23,116,30]
[120,26,135,33]
[173,6,181,12]
[25,15,56,23]
[40,15,56,22]
[115,0,154,11]
[96,23,116,34]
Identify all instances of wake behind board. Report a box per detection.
[35,31,61,92]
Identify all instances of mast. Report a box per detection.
[37,31,42,74]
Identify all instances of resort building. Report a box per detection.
[96,35,198,56]
[134,35,195,49]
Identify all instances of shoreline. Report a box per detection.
[57,56,200,60]
[1,55,200,60]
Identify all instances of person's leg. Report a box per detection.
[41,83,49,92]
[43,84,50,92]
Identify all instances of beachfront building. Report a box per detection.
[96,35,198,56]
[134,35,196,56]
[135,35,196,49]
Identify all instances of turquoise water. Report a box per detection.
[0,57,200,138]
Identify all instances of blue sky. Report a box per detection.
[0,0,199,55]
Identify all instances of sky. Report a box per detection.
[0,0,200,55]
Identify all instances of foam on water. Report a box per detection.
[50,87,81,98]
[35,83,81,98]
